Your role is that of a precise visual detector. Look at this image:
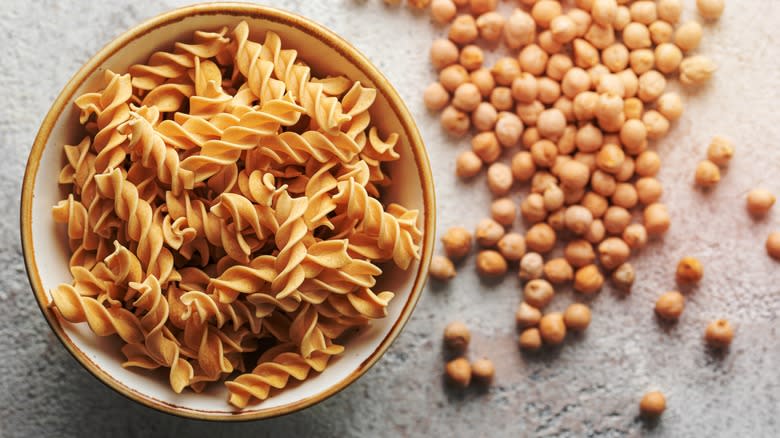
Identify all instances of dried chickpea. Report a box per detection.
[470,0,497,15]
[657,0,682,23]
[490,87,513,111]
[475,218,505,247]
[408,0,432,8]
[519,252,544,280]
[706,136,734,167]
[524,279,555,308]
[492,57,522,86]
[655,291,685,321]
[476,12,506,42]
[490,198,516,226]
[430,255,456,280]
[430,38,459,70]
[459,45,484,71]
[596,92,624,121]
[602,43,629,72]
[591,170,616,197]
[449,14,479,45]
[431,0,457,24]
[573,39,600,69]
[521,193,548,223]
[573,94,599,124]
[630,49,655,75]
[612,262,635,291]
[640,391,666,417]
[456,150,483,179]
[441,226,473,260]
[746,189,776,216]
[581,192,608,218]
[696,0,725,20]
[565,205,594,235]
[565,239,596,267]
[444,321,471,351]
[496,113,524,147]
[547,54,574,81]
[656,92,684,121]
[591,0,617,26]
[604,206,631,235]
[471,358,495,385]
[675,21,703,51]
[643,110,670,140]
[511,151,536,182]
[568,8,593,36]
[543,185,565,211]
[439,64,469,92]
[547,208,566,231]
[519,327,543,350]
[615,156,636,181]
[550,15,577,44]
[643,203,670,235]
[638,70,666,102]
[537,79,561,107]
[511,73,538,104]
[544,258,574,284]
[452,83,481,112]
[498,232,526,261]
[768,232,780,260]
[634,151,660,177]
[531,0,562,29]
[676,256,704,284]
[574,264,604,294]
[597,74,625,96]
[596,143,625,174]
[695,160,721,188]
[705,319,734,349]
[649,20,674,45]
[538,30,564,54]
[575,124,603,153]
[563,184,587,205]
[559,160,590,190]
[612,183,638,209]
[564,303,592,331]
[531,172,558,194]
[554,98,575,124]
[476,250,508,276]
[561,68,591,99]
[635,177,663,205]
[585,22,616,50]
[655,43,683,74]
[623,97,643,120]
[487,162,513,196]
[619,119,647,156]
[516,302,542,327]
[472,102,498,132]
[446,357,471,387]
[518,44,549,76]
[504,9,536,49]
[441,105,470,136]
[516,100,545,126]
[585,219,607,244]
[472,132,501,163]
[539,312,567,345]
[536,109,566,140]
[598,237,631,270]
[617,69,639,98]
[630,1,657,25]
[526,223,557,253]
[424,82,450,111]
[623,22,651,49]
[470,68,495,97]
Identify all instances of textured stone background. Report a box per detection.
[2,1,779,437]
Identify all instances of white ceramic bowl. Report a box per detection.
[21,3,434,421]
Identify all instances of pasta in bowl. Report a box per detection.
[21,4,433,420]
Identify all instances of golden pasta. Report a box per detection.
[49,21,422,408]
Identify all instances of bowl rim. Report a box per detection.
[20,2,435,422]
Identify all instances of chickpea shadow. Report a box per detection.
[638,414,662,431]
[517,344,564,364]
[654,315,679,334]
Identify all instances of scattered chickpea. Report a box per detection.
[487,162,513,196]
[638,70,666,102]
[539,312,567,345]
[476,250,508,276]
[538,29,564,54]
[630,1,657,25]
[430,38,459,70]
[562,68,592,99]
[655,43,683,74]
[655,291,685,321]
[592,170,617,197]
[640,391,666,417]
[581,192,608,218]
[511,73,539,104]
[574,264,605,294]
[550,14,577,44]
[597,74,625,96]
[524,279,555,309]
[644,203,671,235]
[441,227,472,260]
[531,140,559,169]
[471,358,495,385]
[591,0,617,27]
[472,132,501,163]
[623,95,644,119]
[511,151,536,182]
[618,69,639,98]
[585,219,607,244]
[614,6,631,31]
[490,87,513,111]
[573,92,600,121]
[504,9,536,49]
[636,177,663,205]
[694,160,721,188]
[490,198,516,226]
[767,232,780,260]
[431,0,457,24]
[498,232,527,261]
[675,21,703,52]
[526,223,557,253]
[521,193,548,224]
[622,223,648,250]
[705,319,734,348]
[563,184,587,204]
[624,22,651,49]
[519,44,549,76]
[469,69,495,98]
[620,119,648,155]
[568,8,593,36]
[423,82,450,111]
[495,113,524,147]
[519,327,543,351]
[576,123,604,152]
[441,105,470,136]
[455,150,483,179]
[656,92,684,121]
[604,206,631,235]
[680,55,717,86]
[559,160,591,190]
[629,48,655,75]
[573,38,600,69]
[519,252,545,280]
[585,22,616,50]
[445,357,472,387]
[649,20,674,45]
[516,100,545,126]
[657,0,682,23]
[676,256,704,284]
[469,0,497,16]
[443,321,471,351]
[472,102,498,132]
[612,262,635,291]
[452,83,482,112]
[476,12,506,42]
[596,143,625,174]
[430,255,457,280]
[516,302,542,328]
[563,303,592,331]
[565,239,597,267]
[544,258,574,284]
[565,205,594,235]
[531,0,563,29]
[598,237,631,270]
[475,218,505,247]
[706,136,734,167]
[696,0,725,20]
[439,64,470,92]
[459,45,483,72]
[746,189,776,216]
[536,109,566,140]
[547,208,566,232]
[601,43,629,73]
[449,14,479,45]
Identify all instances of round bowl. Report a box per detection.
[21,3,434,421]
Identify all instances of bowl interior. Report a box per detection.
[24,6,433,419]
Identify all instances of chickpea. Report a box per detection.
[612,262,635,291]
[519,327,543,350]
[655,43,683,74]
[596,93,624,124]
[623,22,651,49]
[423,82,450,111]
[504,9,536,49]
[459,46,484,72]
[598,237,631,270]
[542,185,564,212]
[537,78,562,105]
[635,151,660,177]
[519,252,545,280]
[475,218,505,247]
[472,102,498,132]
[545,208,565,232]
[696,0,725,20]
[705,319,734,348]
[585,23,616,50]
[655,291,685,321]
[498,232,526,261]
[526,223,557,253]
[623,97,643,120]
[519,44,549,76]
[547,54,574,82]
[490,87,513,111]
[524,279,555,308]
[573,124,601,154]
[492,57,522,86]
[657,0,682,23]
[597,74,625,97]
[656,92,684,121]
[591,169,617,197]
[617,69,639,98]
[706,136,734,167]
[452,83,481,112]
[559,160,590,190]
[449,14,479,45]
[470,0,497,15]
[530,140,557,169]
[470,68,496,97]
[554,98,575,124]
[630,1,657,25]
[643,110,670,140]
[550,15,577,44]
[444,321,471,351]
[694,160,721,188]
[539,312,567,345]
[563,184,587,205]
[585,219,607,244]
[522,128,541,149]
[640,391,666,417]
[441,227,472,260]
[611,183,638,209]
[430,255,456,280]
[604,206,631,235]
[574,264,604,294]
[588,64,611,89]
[573,39,600,69]
[649,21,674,45]
[568,8,593,36]
[489,198,515,226]
[511,73,538,104]
[581,192,608,218]
[495,113,524,147]
[560,70,589,101]
[562,205,592,235]
[544,258,574,284]
[636,177,664,205]
[476,11,506,42]
[618,120,646,156]
[638,70,666,102]
[472,132,501,163]
[746,189,776,216]
[439,64,469,92]
[602,43,629,72]
[767,232,780,260]
[565,239,596,267]
[675,21,703,52]
[511,151,536,182]
[674,256,704,285]
[487,162,514,196]
[563,303,592,331]
[471,358,495,385]
[594,143,624,174]
[630,49,655,75]
[531,0,562,29]
[446,357,472,387]
[430,38,459,70]
[591,0,617,26]
[615,156,636,182]
[613,5,631,31]
[455,151,483,180]
[643,203,670,236]
[520,193,547,224]
[532,172,559,194]
[516,100,545,126]
[516,302,542,327]
[476,249,508,276]
[534,109,565,141]
[441,105,470,136]
[431,0,457,24]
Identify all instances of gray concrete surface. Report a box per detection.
[2,1,779,437]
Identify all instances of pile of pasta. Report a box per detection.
[49,21,422,408]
